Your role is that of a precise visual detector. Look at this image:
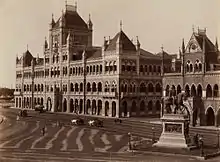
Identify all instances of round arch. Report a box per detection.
[98,100,102,115]
[206,107,215,126]
[122,101,128,117]
[112,101,116,117]
[63,98,67,112]
[105,101,109,116]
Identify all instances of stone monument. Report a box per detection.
[153,91,193,149]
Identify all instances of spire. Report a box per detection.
[161,44,164,76]
[87,14,93,29]
[182,38,185,54]
[27,44,29,51]
[120,20,122,31]
[216,37,219,51]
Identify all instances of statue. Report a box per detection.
[162,91,190,118]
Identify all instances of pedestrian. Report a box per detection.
[16,115,20,121]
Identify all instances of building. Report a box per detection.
[14,3,171,118]
[163,28,220,126]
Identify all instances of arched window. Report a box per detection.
[98,82,102,92]
[41,84,44,92]
[165,85,170,96]
[190,64,193,72]
[206,84,212,97]
[92,82,96,92]
[214,84,219,97]
[155,83,162,93]
[140,65,143,72]
[140,83,146,93]
[75,83,79,92]
[87,83,91,92]
[148,83,154,93]
[149,65,152,73]
[70,83,74,91]
[185,85,190,97]
[170,85,176,96]
[191,84,196,97]
[80,83,83,92]
[105,82,109,92]
[197,84,202,97]
[144,65,148,73]
[177,85,181,94]
[148,101,153,111]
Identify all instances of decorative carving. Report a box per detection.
[165,123,182,133]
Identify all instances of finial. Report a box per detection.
[45,36,47,41]
[52,13,54,19]
[161,44,164,51]
[120,20,122,31]
[192,25,195,33]
[65,0,67,6]
[109,36,110,41]
[27,44,28,51]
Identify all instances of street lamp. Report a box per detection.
[199,136,204,157]
[128,132,132,151]
[152,126,155,144]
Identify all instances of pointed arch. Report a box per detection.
[140,100,145,112]
[206,84,212,97]
[155,83,162,93]
[165,85,170,96]
[92,82,97,92]
[206,107,215,126]
[185,84,190,97]
[214,84,219,97]
[177,85,181,94]
[87,82,91,92]
[191,84,196,97]
[197,84,202,97]
[140,82,146,93]
[148,83,154,93]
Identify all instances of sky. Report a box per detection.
[0,0,219,88]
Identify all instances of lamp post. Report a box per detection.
[152,126,155,144]
[199,136,204,157]
[128,132,132,151]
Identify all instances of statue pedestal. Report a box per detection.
[153,114,192,149]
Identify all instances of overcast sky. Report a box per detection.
[0,0,219,88]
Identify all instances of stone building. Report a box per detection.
[14,3,169,118]
[163,28,220,126]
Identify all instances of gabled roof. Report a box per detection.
[140,49,158,58]
[105,30,136,52]
[74,47,102,61]
[156,51,174,59]
[53,10,88,29]
[193,33,216,52]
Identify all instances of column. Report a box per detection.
[102,100,105,116]
[116,100,120,118]
[109,101,112,117]
[215,114,218,127]
[67,99,70,113]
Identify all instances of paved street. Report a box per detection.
[0,108,220,162]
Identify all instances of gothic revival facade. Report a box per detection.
[14,4,168,118]
[163,28,220,126]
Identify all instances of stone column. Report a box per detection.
[116,100,120,118]
[109,101,112,117]
[215,114,218,127]
[102,101,105,116]
[67,99,70,113]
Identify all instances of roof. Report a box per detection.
[105,30,136,52]
[140,49,158,58]
[74,47,102,61]
[156,51,174,59]
[193,33,216,52]
[22,50,33,67]
[53,10,88,29]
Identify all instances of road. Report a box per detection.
[0,108,220,162]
